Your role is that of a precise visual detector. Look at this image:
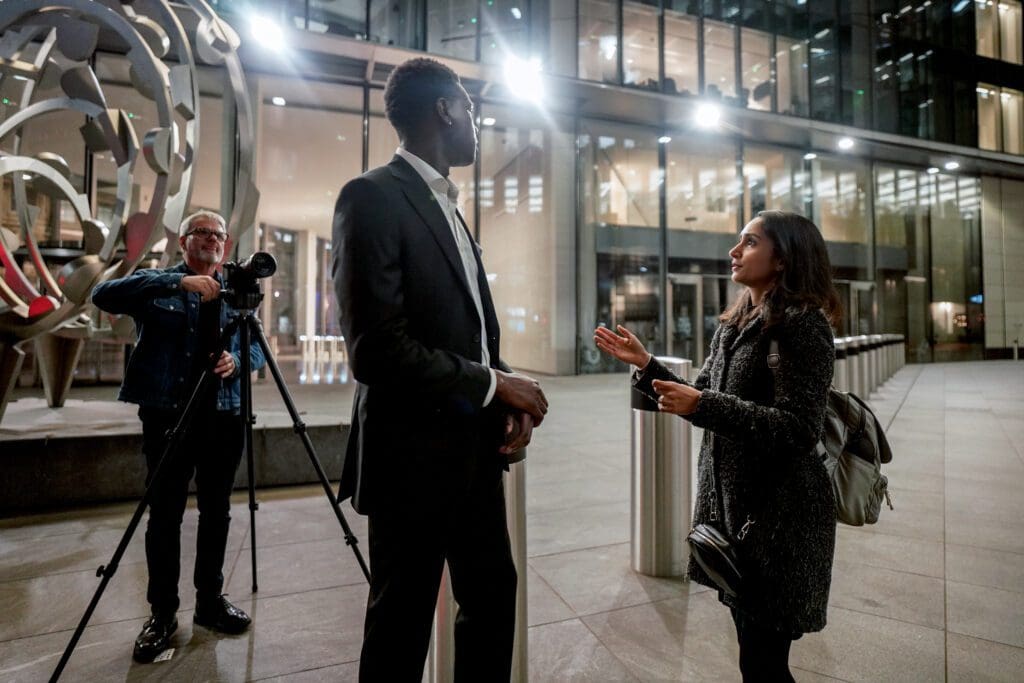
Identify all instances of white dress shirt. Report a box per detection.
[395,147,497,407]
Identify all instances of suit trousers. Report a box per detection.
[358,455,517,682]
[139,405,243,615]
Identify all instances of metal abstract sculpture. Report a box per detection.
[0,0,259,420]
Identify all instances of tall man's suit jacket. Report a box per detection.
[332,155,510,514]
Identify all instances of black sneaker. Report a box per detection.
[133,613,178,663]
[193,595,251,635]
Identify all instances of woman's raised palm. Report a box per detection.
[593,325,650,367]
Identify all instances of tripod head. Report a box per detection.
[221,251,276,311]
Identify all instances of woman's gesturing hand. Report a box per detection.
[593,325,652,368]
[651,379,701,416]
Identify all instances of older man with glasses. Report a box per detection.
[91,210,265,663]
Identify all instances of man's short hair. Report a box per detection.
[179,209,226,237]
[384,58,463,140]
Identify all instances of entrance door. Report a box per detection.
[666,274,704,369]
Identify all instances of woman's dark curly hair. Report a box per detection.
[384,58,463,140]
[720,210,843,329]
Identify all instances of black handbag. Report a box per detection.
[686,435,754,598]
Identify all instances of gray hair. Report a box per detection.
[178,209,226,237]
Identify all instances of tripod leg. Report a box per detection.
[50,318,241,682]
[247,317,371,582]
[239,320,259,592]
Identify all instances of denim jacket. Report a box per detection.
[91,262,266,412]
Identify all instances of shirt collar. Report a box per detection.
[396,147,459,203]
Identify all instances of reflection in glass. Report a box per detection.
[743,146,805,217]
[623,2,660,90]
[1000,0,1023,63]
[369,0,424,48]
[977,0,999,59]
[776,36,808,116]
[579,0,620,83]
[479,105,574,373]
[480,0,528,64]
[666,136,739,234]
[704,20,736,100]
[427,0,477,61]
[1001,87,1024,154]
[368,88,400,170]
[579,121,662,371]
[741,27,772,111]
[812,157,870,280]
[664,11,699,96]
[978,84,1001,151]
[308,0,366,37]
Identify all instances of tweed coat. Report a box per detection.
[635,306,837,634]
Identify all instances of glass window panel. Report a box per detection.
[623,2,660,89]
[743,146,805,219]
[549,0,578,77]
[370,0,424,48]
[579,0,620,83]
[664,11,699,96]
[741,27,772,111]
[579,120,663,371]
[1001,0,1023,63]
[479,105,574,373]
[809,8,836,122]
[427,0,477,61]
[666,136,739,234]
[741,0,771,31]
[307,0,366,38]
[704,19,736,100]
[977,83,1002,151]
[977,0,999,58]
[256,76,363,245]
[776,35,809,116]
[480,0,529,64]
[1001,86,1024,154]
[812,156,870,280]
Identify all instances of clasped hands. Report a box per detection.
[593,324,701,416]
[495,370,548,455]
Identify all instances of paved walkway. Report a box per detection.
[1,361,1022,681]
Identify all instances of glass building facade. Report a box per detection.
[6,0,1024,384]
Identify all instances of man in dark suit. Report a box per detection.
[331,58,549,681]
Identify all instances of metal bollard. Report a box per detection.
[631,356,692,577]
[846,337,861,396]
[426,452,528,683]
[854,335,871,397]
[833,338,848,392]
[868,334,881,391]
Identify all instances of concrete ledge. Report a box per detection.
[1,422,350,514]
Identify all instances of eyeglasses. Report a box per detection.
[186,227,228,242]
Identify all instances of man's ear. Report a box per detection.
[436,97,453,127]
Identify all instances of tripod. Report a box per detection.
[51,297,369,682]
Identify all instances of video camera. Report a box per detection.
[222,251,276,310]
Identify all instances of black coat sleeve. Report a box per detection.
[688,310,833,456]
[331,176,491,403]
[632,325,720,398]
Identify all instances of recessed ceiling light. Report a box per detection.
[482,117,496,126]
[658,135,672,144]
[944,160,960,170]
[927,166,940,174]
[837,137,855,150]
[803,152,817,160]
[271,96,286,106]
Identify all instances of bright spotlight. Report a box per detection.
[503,55,544,104]
[944,160,960,170]
[482,117,496,126]
[250,15,286,51]
[927,166,940,174]
[658,135,672,144]
[837,136,855,150]
[510,7,522,19]
[694,102,720,128]
[803,152,817,160]
[271,96,286,106]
